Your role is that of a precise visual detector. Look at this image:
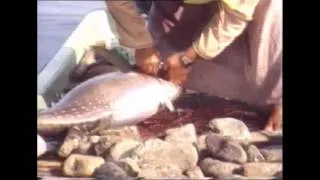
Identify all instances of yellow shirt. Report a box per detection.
[188,0,261,59]
[183,0,215,5]
[183,0,257,21]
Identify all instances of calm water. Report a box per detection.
[37,1,104,74]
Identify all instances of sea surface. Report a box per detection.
[37,1,104,74]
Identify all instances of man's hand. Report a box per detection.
[135,47,161,76]
[163,47,198,85]
[264,104,282,132]
[163,54,190,85]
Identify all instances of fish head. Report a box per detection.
[157,78,182,101]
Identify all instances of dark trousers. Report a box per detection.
[135,1,152,14]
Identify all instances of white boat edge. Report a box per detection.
[37,9,121,110]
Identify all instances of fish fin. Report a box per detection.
[164,100,175,112]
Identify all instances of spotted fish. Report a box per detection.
[37,71,182,136]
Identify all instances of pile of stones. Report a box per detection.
[38,117,282,179]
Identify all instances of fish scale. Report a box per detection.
[37,71,181,136]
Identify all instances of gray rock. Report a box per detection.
[108,139,141,161]
[94,126,142,156]
[205,133,225,155]
[98,125,141,139]
[76,136,95,155]
[58,126,94,157]
[223,174,247,179]
[241,162,283,177]
[63,154,105,177]
[199,158,241,178]
[196,134,208,151]
[94,162,130,180]
[246,145,265,162]
[89,135,101,143]
[196,134,211,160]
[206,134,247,164]
[250,131,283,144]
[58,134,82,158]
[64,136,99,156]
[135,139,198,171]
[94,136,117,156]
[164,123,197,144]
[138,165,183,179]
[209,117,251,141]
[117,158,140,177]
[260,145,282,162]
[216,140,248,164]
[58,133,100,157]
[185,166,205,179]
[157,175,190,179]
[123,138,198,178]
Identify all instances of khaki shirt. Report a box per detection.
[189,0,260,59]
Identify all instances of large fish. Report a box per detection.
[37,71,182,136]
